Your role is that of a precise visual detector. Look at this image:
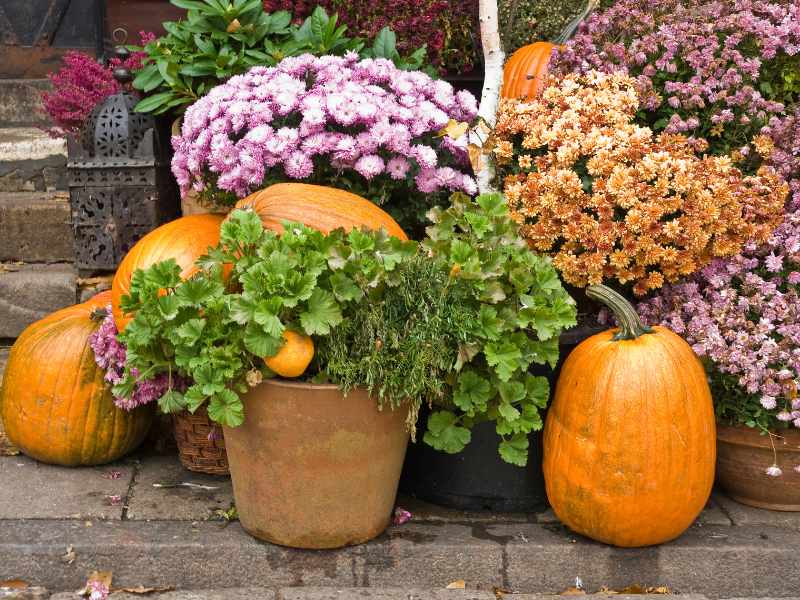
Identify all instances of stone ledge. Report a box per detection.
[2,518,798,598]
[0,263,77,337]
[0,128,67,192]
[0,192,73,262]
[0,80,50,128]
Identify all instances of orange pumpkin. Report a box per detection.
[0,300,152,466]
[501,0,599,101]
[542,284,716,547]
[234,183,408,241]
[112,214,225,331]
[264,330,315,378]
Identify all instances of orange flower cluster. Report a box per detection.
[491,71,788,296]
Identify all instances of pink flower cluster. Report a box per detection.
[42,33,153,137]
[638,206,800,432]
[551,0,800,159]
[171,53,478,202]
[88,307,173,411]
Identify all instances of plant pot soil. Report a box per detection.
[223,379,409,548]
[173,406,229,475]
[400,323,604,511]
[716,423,800,511]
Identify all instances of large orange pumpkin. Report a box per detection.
[234,183,408,241]
[501,0,598,101]
[542,284,716,547]
[112,214,225,331]
[0,299,152,466]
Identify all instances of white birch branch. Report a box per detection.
[472,0,505,195]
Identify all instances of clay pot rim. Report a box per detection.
[260,377,352,392]
[716,421,800,451]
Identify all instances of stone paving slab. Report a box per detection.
[126,455,234,521]
[0,347,9,381]
[2,518,799,597]
[0,456,133,520]
[0,263,77,337]
[0,191,73,262]
[47,593,715,600]
[0,128,67,193]
[713,493,800,530]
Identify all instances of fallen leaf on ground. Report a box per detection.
[493,586,512,598]
[0,579,28,588]
[0,429,20,456]
[61,545,76,565]
[115,585,175,595]
[560,587,586,595]
[599,585,671,595]
[446,580,466,589]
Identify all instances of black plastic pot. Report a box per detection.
[443,71,485,99]
[399,324,604,512]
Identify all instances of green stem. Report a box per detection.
[586,284,653,341]
[555,0,600,44]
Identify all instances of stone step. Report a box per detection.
[0,79,50,128]
[2,517,798,598]
[0,127,67,193]
[46,591,712,600]
[0,191,74,262]
[0,263,77,337]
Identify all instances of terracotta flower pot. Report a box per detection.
[223,379,409,548]
[716,423,800,511]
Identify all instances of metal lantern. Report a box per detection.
[67,48,179,272]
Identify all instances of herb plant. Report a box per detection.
[112,194,576,464]
[318,193,577,465]
[132,0,430,115]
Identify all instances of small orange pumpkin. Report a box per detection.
[264,330,315,378]
[0,299,152,466]
[501,0,598,101]
[543,284,716,547]
[234,183,408,241]
[112,214,225,331]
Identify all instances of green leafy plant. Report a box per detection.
[114,194,576,464]
[318,193,577,465]
[132,0,430,114]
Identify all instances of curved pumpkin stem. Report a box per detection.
[555,0,599,44]
[586,284,653,341]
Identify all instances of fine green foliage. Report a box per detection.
[115,193,576,464]
[317,193,576,465]
[132,0,431,115]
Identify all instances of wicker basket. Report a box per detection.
[173,406,229,475]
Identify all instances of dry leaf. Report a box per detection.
[560,588,586,596]
[446,580,466,589]
[61,545,76,565]
[468,143,483,173]
[226,18,241,33]
[0,579,28,589]
[648,586,671,594]
[493,586,512,598]
[438,119,469,140]
[0,422,19,457]
[116,585,175,595]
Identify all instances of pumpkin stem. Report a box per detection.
[586,284,653,341]
[555,0,599,44]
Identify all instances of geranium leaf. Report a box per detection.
[299,289,342,335]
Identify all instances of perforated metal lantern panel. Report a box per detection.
[67,80,179,271]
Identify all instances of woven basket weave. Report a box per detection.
[172,406,229,475]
